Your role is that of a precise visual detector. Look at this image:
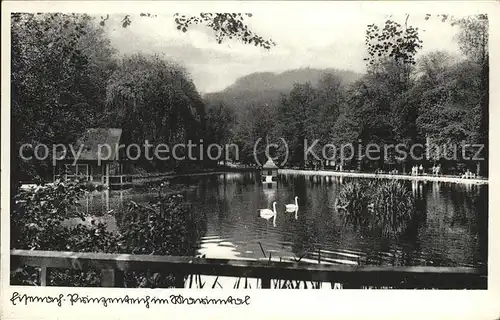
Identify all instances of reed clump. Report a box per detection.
[336,180,416,238]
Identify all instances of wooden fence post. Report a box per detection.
[174,272,186,288]
[40,266,47,286]
[261,277,271,289]
[101,269,124,287]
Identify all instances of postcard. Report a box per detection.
[2,1,499,319]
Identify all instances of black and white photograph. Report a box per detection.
[2,1,497,313]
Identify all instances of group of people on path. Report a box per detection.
[431,164,442,175]
[461,169,477,179]
[411,164,442,176]
[411,164,424,176]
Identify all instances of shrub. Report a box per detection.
[11,180,206,288]
[118,193,206,288]
[82,181,107,191]
[11,180,88,250]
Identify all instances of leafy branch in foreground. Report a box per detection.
[174,13,276,49]
[364,14,423,66]
[98,12,276,49]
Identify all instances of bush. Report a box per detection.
[82,181,107,191]
[11,180,206,288]
[11,180,88,250]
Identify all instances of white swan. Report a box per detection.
[285,196,299,212]
[259,201,277,227]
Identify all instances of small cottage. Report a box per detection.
[261,158,278,183]
[53,128,132,188]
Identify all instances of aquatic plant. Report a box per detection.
[372,180,416,238]
[335,181,372,230]
[336,180,416,238]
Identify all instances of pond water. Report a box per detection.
[76,171,487,268]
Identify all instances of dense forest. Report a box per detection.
[204,14,489,176]
[11,13,207,182]
[11,13,489,184]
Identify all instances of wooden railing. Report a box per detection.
[10,250,487,289]
[54,174,91,182]
[104,175,133,189]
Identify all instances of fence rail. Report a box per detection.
[102,175,133,189]
[10,250,487,289]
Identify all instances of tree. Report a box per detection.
[455,15,488,176]
[421,14,488,174]
[415,59,482,166]
[11,13,117,181]
[279,83,319,167]
[205,103,236,165]
[359,13,488,174]
[11,11,278,181]
[233,102,280,165]
[315,73,345,144]
[105,54,205,172]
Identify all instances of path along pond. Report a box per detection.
[69,171,487,268]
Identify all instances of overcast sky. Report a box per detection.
[103,9,464,93]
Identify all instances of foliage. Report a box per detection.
[105,53,205,172]
[232,101,281,165]
[11,180,206,288]
[415,58,482,159]
[97,13,275,49]
[451,14,489,176]
[205,103,236,163]
[364,15,423,66]
[336,181,372,230]
[119,194,206,288]
[10,180,119,286]
[278,82,318,166]
[425,14,488,63]
[12,13,208,180]
[174,13,276,49]
[12,12,489,181]
[337,180,416,238]
[372,180,416,237]
[11,181,87,250]
[208,26,486,173]
[11,13,117,181]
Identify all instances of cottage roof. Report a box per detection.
[263,158,278,169]
[57,128,123,161]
